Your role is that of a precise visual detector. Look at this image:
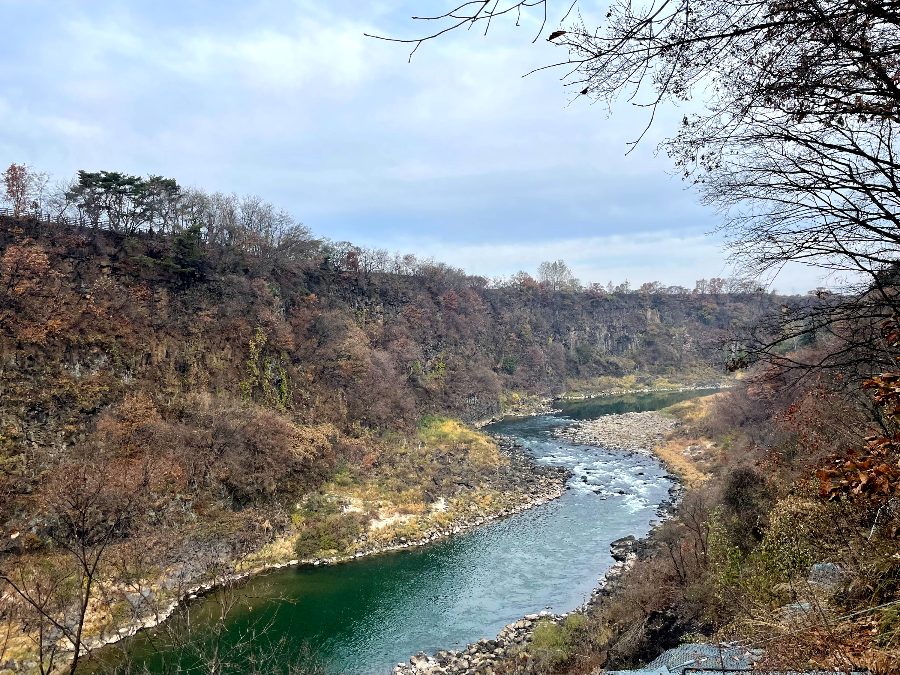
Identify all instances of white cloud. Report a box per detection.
[0,0,823,293]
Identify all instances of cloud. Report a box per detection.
[0,0,803,288]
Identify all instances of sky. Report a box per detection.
[0,0,828,292]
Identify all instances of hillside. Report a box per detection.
[0,212,773,509]
[4,203,898,673]
[0,207,785,673]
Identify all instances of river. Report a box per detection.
[117,389,715,675]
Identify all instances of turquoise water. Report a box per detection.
[116,390,715,675]
[555,388,719,420]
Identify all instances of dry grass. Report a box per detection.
[653,437,711,487]
[660,391,723,423]
[418,417,503,469]
[653,393,727,486]
[247,536,297,566]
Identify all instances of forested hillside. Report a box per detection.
[0,172,785,673]
[0,203,767,470]
[6,0,900,666]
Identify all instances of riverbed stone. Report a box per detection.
[553,411,678,453]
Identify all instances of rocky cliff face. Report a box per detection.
[0,216,776,500]
[0,216,778,442]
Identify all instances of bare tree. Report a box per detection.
[537,259,579,291]
[380,1,900,282]
[1,461,147,674]
[1,164,50,217]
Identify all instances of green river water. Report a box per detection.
[113,389,716,675]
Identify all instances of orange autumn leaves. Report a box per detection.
[816,318,900,510]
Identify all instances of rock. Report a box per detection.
[552,411,678,453]
[809,562,844,588]
[610,535,637,561]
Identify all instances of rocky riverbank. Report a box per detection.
[315,439,572,564]
[474,399,559,428]
[560,382,731,400]
[553,411,678,454]
[63,436,574,673]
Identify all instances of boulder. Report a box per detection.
[410,651,430,668]
[610,535,637,561]
[808,562,844,589]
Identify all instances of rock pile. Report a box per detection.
[393,612,559,675]
[609,535,646,562]
[554,411,678,454]
[655,489,683,520]
[492,436,572,494]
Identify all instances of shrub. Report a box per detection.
[293,528,320,558]
[501,356,517,374]
[757,497,826,582]
[719,467,773,553]
[332,459,354,486]
[300,492,340,517]
[878,607,900,647]
[530,615,588,669]
[293,512,366,559]
[531,620,568,668]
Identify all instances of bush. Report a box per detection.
[299,493,340,517]
[531,620,568,668]
[719,467,773,553]
[293,527,322,558]
[501,356,517,374]
[757,497,826,582]
[878,607,900,647]
[332,460,354,486]
[530,615,588,669]
[293,512,366,559]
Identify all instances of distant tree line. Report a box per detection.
[1,162,768,298]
